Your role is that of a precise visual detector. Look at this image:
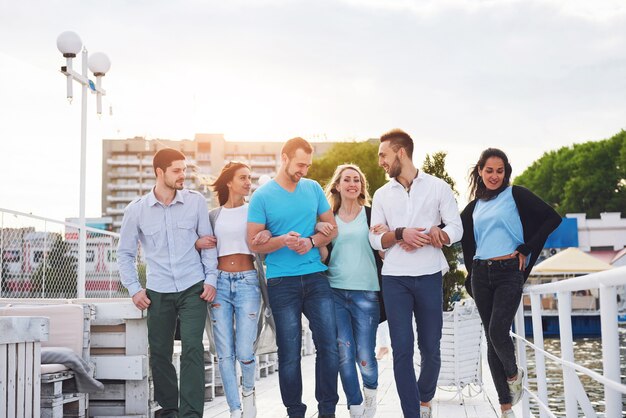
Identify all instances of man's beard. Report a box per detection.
[388,156,402,178]
[165,178,184,190]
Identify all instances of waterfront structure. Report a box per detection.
[102,134,334,231]
[566,212,626,251]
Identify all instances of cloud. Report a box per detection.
[339,0,626,21]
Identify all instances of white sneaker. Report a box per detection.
[420,405,432,418]
[349,403,365,417]
[242,389,257,418]
[501,409,516,418]
[362,387,377,418]
[508,368,525,406]
[230,409,242,418]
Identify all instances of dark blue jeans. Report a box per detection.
[382,272,443,418]
[333,288,379,407]
[471,258,524,405]
[267,272,339,417]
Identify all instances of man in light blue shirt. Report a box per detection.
[117,148,217,418]
[247,137,339,418]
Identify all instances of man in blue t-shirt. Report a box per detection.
[247,137,339,418]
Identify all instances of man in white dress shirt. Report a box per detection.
[368,129,463,418]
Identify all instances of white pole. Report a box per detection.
[513,302,530,418]
[530,294,548,418]
[77,48,88,299]
[557,291,577,417]
[599,284,620,417]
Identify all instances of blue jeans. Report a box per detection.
[333,288,379,407]
[382,272,443,418]
[210,270,261,412]
[267,272,339,417]
[471,258,523,405]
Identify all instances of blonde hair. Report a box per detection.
[324,164,371,214]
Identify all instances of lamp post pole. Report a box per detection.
[57,31,110,298]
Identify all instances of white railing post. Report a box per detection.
[599,284,621,418]
[513,302,530,418]
[557,290,578,417]
[530,293,548,418]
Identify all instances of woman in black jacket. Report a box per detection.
[460,148,561,418]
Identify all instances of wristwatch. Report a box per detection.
[308,236,316,247]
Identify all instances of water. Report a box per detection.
[525,325,626,417]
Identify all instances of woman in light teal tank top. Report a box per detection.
[316,164,387,418]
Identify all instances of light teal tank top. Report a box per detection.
[327,208,380,291]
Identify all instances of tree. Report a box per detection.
[307,140,387,194]
[514,131,626,217]
[422,152,465,311]
[31,234,77,298]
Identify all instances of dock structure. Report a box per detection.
[202,349,520,418]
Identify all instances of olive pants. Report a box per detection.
[147,281,207,417]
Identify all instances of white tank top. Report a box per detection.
[214,204,253,257]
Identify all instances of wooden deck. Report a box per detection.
[202,349,524,417]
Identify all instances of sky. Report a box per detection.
[1,0,625,222]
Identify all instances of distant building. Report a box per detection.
[565,212,626,252]
[102,134,335,231]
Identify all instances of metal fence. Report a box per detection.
[0,208,135,298]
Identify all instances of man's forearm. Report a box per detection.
[249,236,285,254]
[380,230,398,249]
[311,230,336,248]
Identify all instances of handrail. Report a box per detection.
[512,265,626,418]
[0,207,120,238]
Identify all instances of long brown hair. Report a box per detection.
[468,148,512,201]
[324,164,371,214]
[210,161,250,206]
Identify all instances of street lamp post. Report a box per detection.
[56,31,111,299]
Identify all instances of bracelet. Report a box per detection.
[308,236,315,247]
[395,227,405,241]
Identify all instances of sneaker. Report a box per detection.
[349,404,365,417]
[501,409,516,418]
[230,409,242,418]
[508,368,525,406]
[362,387,377,418]
[420,405,432,418]
[242,389,256,418]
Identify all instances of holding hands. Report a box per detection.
[284,231,313,255]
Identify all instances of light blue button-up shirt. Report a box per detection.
[117,188,218,296]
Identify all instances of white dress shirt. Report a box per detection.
[368,171,463,277]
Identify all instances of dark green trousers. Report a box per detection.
[147,281,207,417]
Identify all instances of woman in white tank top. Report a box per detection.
[195,162,270,418]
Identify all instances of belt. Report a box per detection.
[474,257,518,267]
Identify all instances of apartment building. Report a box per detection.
[102,134,334,230]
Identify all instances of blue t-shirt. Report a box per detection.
[473,186,525,260]
[248,178,330,278]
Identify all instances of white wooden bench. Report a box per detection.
[0,315,49,418]
[0,303,92,418]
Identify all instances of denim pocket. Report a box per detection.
[242,270,259,286]
[267,277,283,287]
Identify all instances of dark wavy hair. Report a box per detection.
[468,148,512,201]
[210,161,250,206]
[153,148,185,176]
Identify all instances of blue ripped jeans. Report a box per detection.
[333,288,379,407]
[210,270,261,412]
